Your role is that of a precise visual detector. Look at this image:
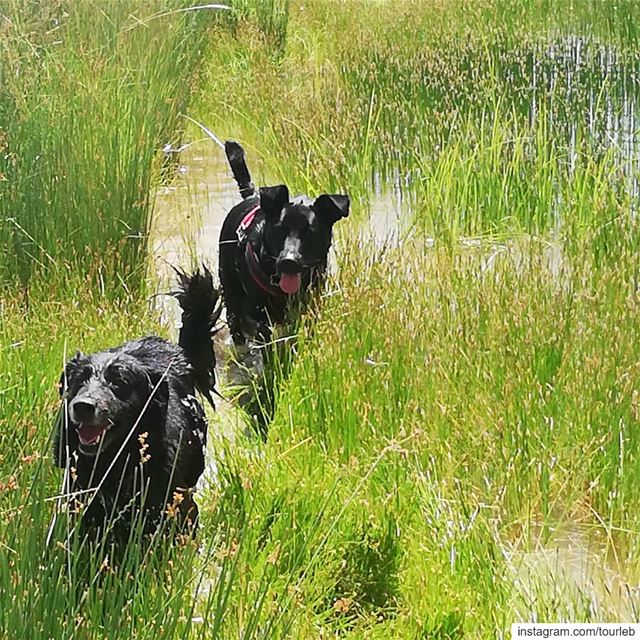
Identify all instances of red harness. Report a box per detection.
[237,205,285,299]
[236,204,260,239]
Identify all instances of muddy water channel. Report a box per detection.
[151,33,640,620]
[152,146,238,326]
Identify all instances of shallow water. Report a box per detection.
[526,35,640,202]
[151,144,238,328]
[506,523,640,621]
[367,33,640,222]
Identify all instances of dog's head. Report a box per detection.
[259,185,350,295]
[55,350,168,459]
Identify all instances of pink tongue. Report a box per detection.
[279,272,301,295]
[77,424,106,445]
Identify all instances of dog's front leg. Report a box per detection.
[239,291,272,344]
[225,310,246,345]
[226,302,270,345]
[240,316,271,344]
[227,312,270,345]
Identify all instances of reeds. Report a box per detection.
[0,0,216,288]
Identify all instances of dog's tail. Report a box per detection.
[174,267,222,409]
[225,140,256,199]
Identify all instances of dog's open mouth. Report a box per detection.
[76,423,110,448]
[279,272,301,295]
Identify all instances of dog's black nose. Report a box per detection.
[71,399,96,423]
[277,257,302,274]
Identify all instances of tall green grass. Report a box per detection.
[0,0,216,287]
[4,240,638,637]
[197,0,640,236]
[186,0,640,633]
[3,0,640,637]
[0,1,232,636]
[226,229,640,635]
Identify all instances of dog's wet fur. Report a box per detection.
[52,268,220,542]
[219,140,350,344]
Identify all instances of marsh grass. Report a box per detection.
[256,231,640,634]
[197,1,640,232]
[184,0,640,634]
[4,0,640,637]
[0,0,217,287]
[8,232,640,637]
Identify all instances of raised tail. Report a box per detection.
[225,140,256,199]
[173,266,222,409]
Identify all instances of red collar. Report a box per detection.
[237,205,286,299]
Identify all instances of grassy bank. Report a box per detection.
[0,0,214,287]
[0,1,222,636]
[211,230,640,636]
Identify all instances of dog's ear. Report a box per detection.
[57,369,65,397]
[313,194,350,225]
[145,368,170,422]
[260,185,289,220]
[52,404,64,467]
[53,356,85,466]
[59,351,89,397]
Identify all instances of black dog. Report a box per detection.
[52,268,220,542]
[218,141,350,344]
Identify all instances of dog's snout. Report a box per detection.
[71,399,97,423]
[276,234,303,274]
[278,257,302,274]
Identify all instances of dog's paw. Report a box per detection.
[254,321,271,344]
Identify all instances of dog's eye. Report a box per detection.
[109,379,130,398]
[104,365,130,399]
[60,362,92,396]
[269,224,287,240]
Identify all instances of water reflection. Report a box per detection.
[507,523,640,621]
